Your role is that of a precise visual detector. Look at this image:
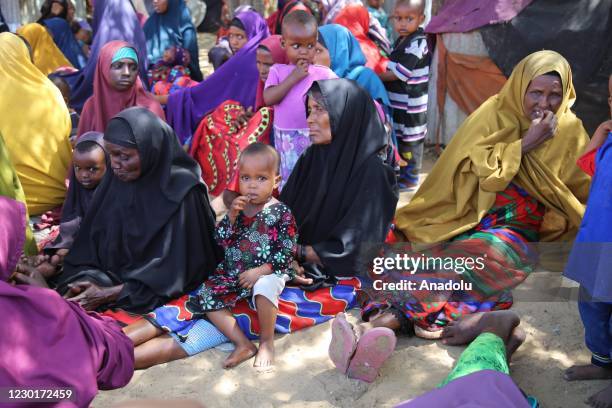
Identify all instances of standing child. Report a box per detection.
[564,74,612,408]
[125,144,298,371]
[367,0,392,41]
[263,10,336,186]
[379,0,429,190]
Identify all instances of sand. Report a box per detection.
[92,34,605,407]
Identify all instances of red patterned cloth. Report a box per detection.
[577,148,597,176]
[190,101,273,196]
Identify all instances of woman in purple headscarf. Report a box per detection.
[58,0,149,111]
[0,196,134,408]
[166,9,269,145]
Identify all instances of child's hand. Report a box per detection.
[238,268,263,290]
[229,195,249,224]
[289,59,309,82]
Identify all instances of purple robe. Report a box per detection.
[0,196,134,408]
[166,10,269,144]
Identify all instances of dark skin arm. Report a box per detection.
[583,120,612,154]
[64,282,124,311]
[378,70,399,82]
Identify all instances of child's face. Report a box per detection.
[282,23,317,65]
[393,4,425,37]
[152,0,169,14]
[256,48,274,83]
[73,147,107,189]
[313,42,331,68]
[163,47,176,62]
[228,26,248,53]
[75,29,91,43]
[109,58,139,91]
[238,154,280,205]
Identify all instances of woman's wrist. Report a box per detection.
[104,284,124,302]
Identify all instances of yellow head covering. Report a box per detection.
[397,50,590,244]
[16,23,73,75]
[0,32,72,215]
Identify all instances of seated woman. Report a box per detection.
[333,5,389,74]
[144,0,203,82]
[16,23,73,75]
[0,196,134,408]
[0,33,73,216]
[77,40,165,136]
[280,78,399,288]
[57,107,223,314]
[57,0,149,111]
[315,24,390,110]
[167,9,269,144]
[329,51,591,381]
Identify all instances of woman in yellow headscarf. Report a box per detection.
[344,51,591,344]
[16,23,73,75]
[0,32,72,215]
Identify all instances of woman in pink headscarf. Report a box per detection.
[77,40,164,137]
[0,196,134,408]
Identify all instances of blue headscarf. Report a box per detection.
[43,17,87,69]
[144,0,202,81]
[318,24,390,108]
[565,132,612,301]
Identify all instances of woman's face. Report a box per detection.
[256,48,274,83]
[153,0,169,14]
[522,74,563,121]
[105,142,142,182]
[307,96,332,145]
[313,42,331,67]
[66,0,75,21]
[108,58,139,91]
[228,25,248,53]
[50,1,65,17]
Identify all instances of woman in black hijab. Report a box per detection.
[280,78,398,288]
[58,107,223,314]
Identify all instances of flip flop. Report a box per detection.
[346,327,396,383]
[328,313,358,374]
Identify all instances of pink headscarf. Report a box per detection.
[255,35,289,109]
[0,196,134,407]
[78,40,165,136]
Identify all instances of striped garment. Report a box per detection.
[385,28,430,143]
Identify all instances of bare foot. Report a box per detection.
[587,383,612,408]
[223,343,257,369]
[253,340,275,372]
[565,364,612,382]
[505,326,526,361]
[441,313,485,345]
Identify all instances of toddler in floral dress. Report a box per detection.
[200,143,297,370]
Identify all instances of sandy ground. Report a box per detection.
[92,34,606,407]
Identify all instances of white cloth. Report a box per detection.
[252,274,289,308]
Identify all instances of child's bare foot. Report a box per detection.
[223,343,257,369]
[587,383,612,408]
[253,340,275,372]
[442,310,520,347]
[565,364,612,381]
[505,326,526,360]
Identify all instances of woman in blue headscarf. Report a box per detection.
[316,24,390,110]
[144,0,203,82]
[43,17,87,69]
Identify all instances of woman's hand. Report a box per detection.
[521,110,558,154]
[65,282,122,311]
[303,245,323,266]
[10,263,49,288]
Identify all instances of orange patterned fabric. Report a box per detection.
[190,101,272,196]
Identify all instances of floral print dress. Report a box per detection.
[197,202,298,311]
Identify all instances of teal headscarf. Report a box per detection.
[111,46,139,64]
[318,24,390,107]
